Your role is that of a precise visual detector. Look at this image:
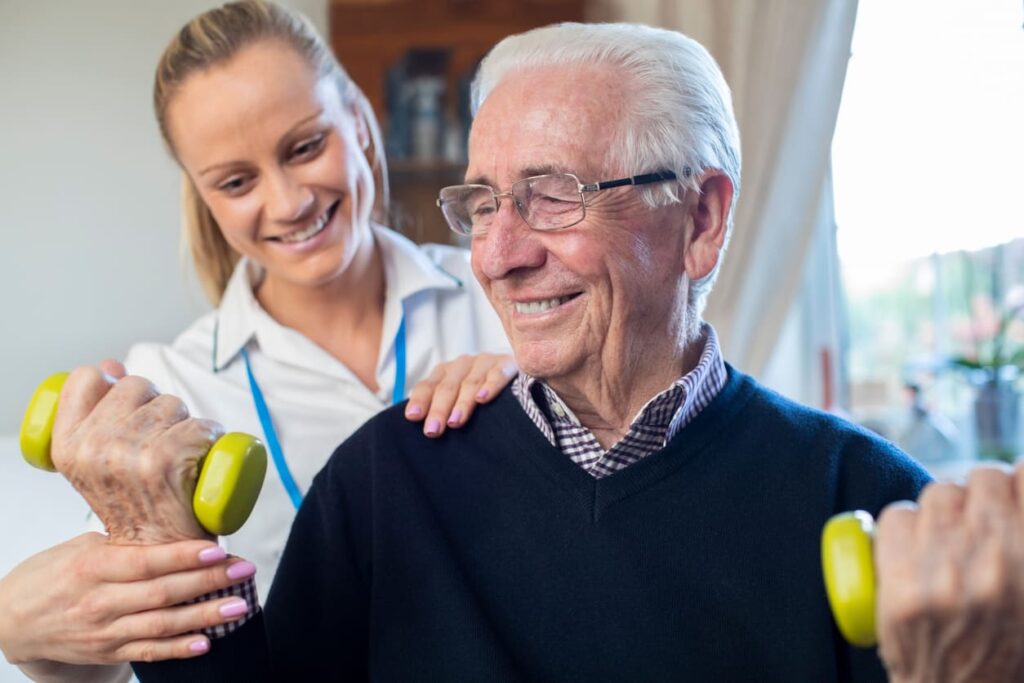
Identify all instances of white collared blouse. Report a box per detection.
[123,226,508,599]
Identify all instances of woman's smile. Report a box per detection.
[267,199,340,245]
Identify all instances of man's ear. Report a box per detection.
[684,172,733,280]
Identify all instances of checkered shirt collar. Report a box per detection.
[510,324,727,478]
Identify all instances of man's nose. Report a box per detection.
[263,169,315,223]
[473,196,547,281]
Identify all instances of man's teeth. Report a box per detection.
[515,296,572,314]
[278,206,331,243]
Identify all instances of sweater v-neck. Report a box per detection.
[488,364,755,521]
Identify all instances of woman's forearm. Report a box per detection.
[17,661,132,683]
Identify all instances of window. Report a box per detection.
[833,0,1024,470]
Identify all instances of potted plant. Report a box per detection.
[950,245,1024,462]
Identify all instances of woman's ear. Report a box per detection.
[684,172,733,280]
[349,102,371,152]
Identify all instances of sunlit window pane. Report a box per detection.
[833,0,1024,468]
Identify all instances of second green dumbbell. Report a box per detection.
[20,372,267,536]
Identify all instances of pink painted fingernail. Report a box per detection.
[189,639,209,653]
[226,561,256,580]
[425,418,441,436]
[406,404,423,419]
[447,409,463,426]
[476,388,489,401]
[198,546,226,563]
[219,599,248,618]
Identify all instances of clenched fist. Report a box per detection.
[876,462,1024,683]
[51,362,224,544]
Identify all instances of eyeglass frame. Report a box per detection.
[435,168,691,236]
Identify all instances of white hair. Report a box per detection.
[471,22,741,331]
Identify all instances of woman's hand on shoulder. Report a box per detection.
[404,353,517,438]
[0,533,255,666]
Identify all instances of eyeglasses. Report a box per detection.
[436,169,685,236]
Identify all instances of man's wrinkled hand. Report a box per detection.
[876,462,1024,683]
[51,363,223,544]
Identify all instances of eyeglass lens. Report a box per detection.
[441,174,584,235]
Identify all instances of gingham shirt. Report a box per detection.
[511,324,727,478]
[215,325,726,637]
[187,578,260,638]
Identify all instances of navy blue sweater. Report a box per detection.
[136,366,930,682]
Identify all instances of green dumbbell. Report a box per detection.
[19,372,267,536]
[821,510,878,647]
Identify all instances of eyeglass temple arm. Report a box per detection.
[585,169,688,192]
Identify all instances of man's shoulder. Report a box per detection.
[726,368,931,504]
[321,387,525,478]
[730,369,901,450]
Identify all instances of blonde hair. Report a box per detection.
[154,0,388,304]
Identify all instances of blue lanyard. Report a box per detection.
[241,313,407,511]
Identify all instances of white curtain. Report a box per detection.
[589,0,857,400]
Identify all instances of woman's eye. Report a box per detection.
[218,176,249,194]
[292,134,326,159]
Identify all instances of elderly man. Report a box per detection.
[36,23,1024,683]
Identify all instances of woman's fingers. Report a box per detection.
[78,558,255,663]
[0,535,254,666]
[113,632,212,663]
[472,354,517,405]
[404,353,518,437]
[102,558,256,614]
[404,356,472,437]
[404,361,445,423]
[96,538,226,584]
[444,354,517,430]
[108,590,258,662]
[60,541,254,629]
[423,355,474,437]
[111,594,251,644]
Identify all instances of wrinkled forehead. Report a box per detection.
[466,64,628,187]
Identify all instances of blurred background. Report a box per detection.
[1,1,1022,677]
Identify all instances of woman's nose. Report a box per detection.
[264,170,314,223]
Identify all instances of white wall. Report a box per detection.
[0,3,325,679]
[0,436,90,680]
[0,0,326,435]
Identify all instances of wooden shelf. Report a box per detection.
[329,0,584,245]
[329,5,585,134]
[386,161,466,246]
[388,159,466,176]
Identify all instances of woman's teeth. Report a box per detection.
[515,296,573,314]
[278,205,333,243]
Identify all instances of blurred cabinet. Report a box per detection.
[329,0,584,245]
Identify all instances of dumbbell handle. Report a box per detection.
[821,510,878,647]
[19,372,267,536]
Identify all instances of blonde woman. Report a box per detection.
[0,2,513,680]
